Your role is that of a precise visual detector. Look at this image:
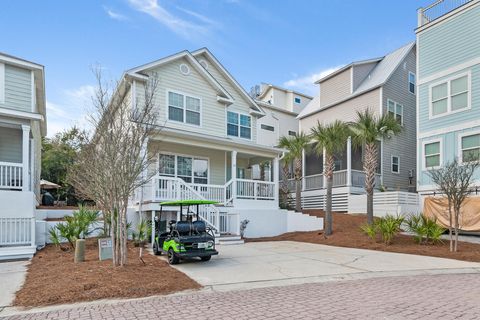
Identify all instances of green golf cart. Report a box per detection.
[152,200,219,265]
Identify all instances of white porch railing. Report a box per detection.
[190,183,225,204]
[418,0,472,26]
[236,179,275,200]
[333,170,348,187]
[305,174,323,190]
[0,162,23,190]
[351,170,382,188]
[0,217,35,246]
[219,211,240,235]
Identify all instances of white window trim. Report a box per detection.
[408,71,416,95]
[428,71,471,120]
[391,155,400,174]
[387,99,404,126]
[226,110,252,141]
[165,89,202,127]
[422,138,443,171]
[457,129,480,164]
[157,152,210,184]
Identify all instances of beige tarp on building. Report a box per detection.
[423,197,480,232]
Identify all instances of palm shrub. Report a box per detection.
[350,109,402,225]
[49,205,100,249]
[310,120,350,235]
[361,214,404,245]
[278,133,310,212]
[405,214,446,244]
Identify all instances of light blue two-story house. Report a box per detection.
[416,0,480,199]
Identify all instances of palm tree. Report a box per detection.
[310,120,350,235]
[278,133,310,212]
[350,109,402,225]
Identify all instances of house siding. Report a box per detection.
[300,88,380,132]
[3,65,32,113]
[382,48,417,190]
[0,126,22,163]
[352,63,377,92]
[417,2,480,191]
[319,68,352,107]
[418,3,480,79]
[136,55,258,143]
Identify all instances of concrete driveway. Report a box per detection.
[0,260,28,309]
[172,241,480,291]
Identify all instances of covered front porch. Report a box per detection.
[134,136,281,209]
[291,137,381,191]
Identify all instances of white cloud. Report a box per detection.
[104,6,129,21]
[283,66,343,96]
[46,85,95,137]
[127,0,214,40]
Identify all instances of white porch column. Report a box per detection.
[21,125,30,192]
[273,156,279,205]
[346,136,352,187]
[151,210,155,246]
[231,151,237,201]
[301,149,306,191]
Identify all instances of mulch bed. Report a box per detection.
[248,210,480,263]
[14,239,200,307]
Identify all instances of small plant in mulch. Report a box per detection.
[361,214,404,245]
[48,205,101,250]
[404,214,446,245]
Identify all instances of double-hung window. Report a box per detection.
[168,91,201,125]
[461,133,480,163]
[158,153,208,184]
[430,73,470,117]
[227,111,251,139]
[391,156,400,174]
[424,141,441,169]
[387,99,403,124]
[408,72,416,94]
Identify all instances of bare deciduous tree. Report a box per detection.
[427,158,479,252]
[69,69,160,266]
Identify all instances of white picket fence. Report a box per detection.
[348,191,420,217]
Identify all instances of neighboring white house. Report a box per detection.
[0,52,46,260]
[117,48,322,239]
[253,83,312,147]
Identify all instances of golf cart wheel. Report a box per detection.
[200,255,212,262]
[153,241,161,256]
[168,248,179,265]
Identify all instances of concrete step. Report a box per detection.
[218,235,244,245]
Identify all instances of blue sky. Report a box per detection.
[0,0,432,136]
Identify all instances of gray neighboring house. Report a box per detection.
[296,42,417,211]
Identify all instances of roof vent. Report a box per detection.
[198,59,208,70]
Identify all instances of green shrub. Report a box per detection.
[376,214,404,245]
[361,223,377,241]
[405,214,445,245]
[360,214,403,245]
[49,205,100,249]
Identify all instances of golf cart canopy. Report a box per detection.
[159,200,219,206]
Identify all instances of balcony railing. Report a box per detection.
[418,0,473,26]
[0,162,23,190]
[285,170,382,191]
[351,170,382,188]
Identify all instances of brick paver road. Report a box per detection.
[4,273,480,320]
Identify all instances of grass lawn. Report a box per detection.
[248,210,480,263]
[14,239,200,307]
